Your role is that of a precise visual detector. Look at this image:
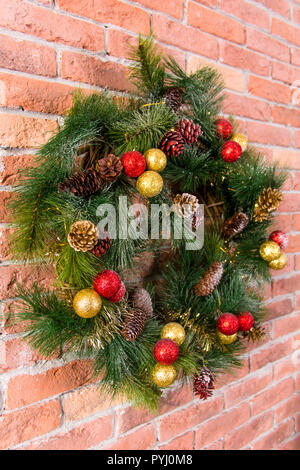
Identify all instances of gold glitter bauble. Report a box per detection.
[161,322,186,346]
[73,288,102,318]
[217,331,237,345]
[269,252,287,270]
[259,241,281,262]
[136,171,163,198]
[144,148,167,172]
[152,363,177,388]
[232,133,248,152]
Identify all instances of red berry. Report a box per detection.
[221,141,242,163]
[121,151,146,178]
[109,281,126,303]
[216,119,233,140]
[237,312,254,332]
[93,270,121,299]
[153,339,179,365]
[269,230,288,249]
[217,313,239,336]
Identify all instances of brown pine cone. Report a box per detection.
[98,154,123,182]
[67,220,98,252]
[222,212,249,239]
[90,236,111,257]
[59,168,102,197]
[194,262,223,297]
[175,118,202,145]
[122,308,148,341]
[131,288,153,318]
[159,131,185,157]
[164,87,182,112]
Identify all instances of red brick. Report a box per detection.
[0,34,56,77]
[195,402,250,449]
[274,274,300,297]
[296,412,300,432]
[220,42,269,76]
[1,154,36,186]
[6,360,95,409]
[291,48,300,67]
[106,30,138,59]
[135,0,183,19]
[279,194,300,212]
[158,432,194,450]
[274,312,300,339]
[23,414,113,450]
[293,173,300,190]
[272,61,300,86]
[248,75,290,104]
[266,298,293,321]
[273,357,297,381]
[278,434,300,450]
[272,106,300,128]
[224,411,273,449]
[187,3,244,44]
[295,254,300,270]
[275,394,300,423]
[56,0,149,35]
[220,0,269,29]
[247,121,290,147]
[246,27,289,62]
[0,114,57,148]
[273,149,300,170]
[272,17,300,48]
[293,6,300,24]
[223,93,271,121]
[252,0,290,18]
[0,337,40,373]
[250,338,293,371]
[294,214,300,231]
[0,226,14,261]
[203,439,223,450]
[215,361,249,389]
[158,395,223,442]
[0,264,55,300]
[152,15,218,59]
[116,406,154,435]
[251,419,294,450]
[224,371,272,408]
[0,191,14,224]
[158,384,193,415]
[0,400,60,450]
[294,130,300,148]
[271,213,292,233]
[287,233,300,252]
[251,377,295,416]
[103,423,156,450]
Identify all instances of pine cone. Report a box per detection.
[90,236,111,257]
[67,220,98,252]
[242,323,266,342]
[175,118,202,145]
[131,288,153,318]
[222,212,249,239]
[98,154,123,182]
[253,187,282,222]
[173,193,199,219]
[122,308,148,341]
[164,87,182,112]
[59,168,102,197]
[159,131,185,157]
[194,262,223,297]
[193,367,214,400]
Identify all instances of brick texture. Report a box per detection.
[0,0,299,452]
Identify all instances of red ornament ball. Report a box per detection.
[269,230,288,249]
[154,339,179,365]
[217,313,239,336]
[216,119,233,140]
[109,281,126,303]
[121,151,146,178]
[93,269,121,299]
[221,141,242,163]
[237,312,254,332]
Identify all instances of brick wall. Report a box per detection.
[0,0,300,451]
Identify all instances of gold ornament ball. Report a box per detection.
[136,170,163,198]
[152,363,177,388]
[232,133,248,152]
[269,252,287,270]
[259,240,281,262]
[73,288,102,318]
[144,148,167,172]
[161,322,186,346]
[217,331,237,345]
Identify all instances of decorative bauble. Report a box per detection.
[151,363,177,388]
[109,281,126,303]
[269,252,287,270]
[231,133,248,152]
[221,141,242,163]
[237,312,254,332]
[73,288,102,318]
[144,148,167,172]
[259,241,281,262]
[159,130,185,157]
[93,270,121,299]
[269,230,288,249]
[154,339,179,365]
[217,331,237,345]
[216,118,233,139]
[136,170,163,198]
[161,322,186,346]
[121,151,146,178]
[217,313,239,336]
[67,220,98,252]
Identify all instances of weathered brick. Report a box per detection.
[273,149,300,170]
[293,214,300,231]
[158,432,194,450]
[220,0,269,29]
[116,406,154,435]
[293,173,300,190]
[251,419,294,450]
[248,75,290,104]
[251,377,295,415]
[0,264,55,300]
[224,411,273,449]
[250,338,293,371]
[279,193,300,212]
[272,106,300,128]
[266,298,293,321]
[103,423,156,450]
[223,93,271,121]
[275,394,300,423]
[134,0,183,19]
[286,234,300,252]
[272,17,300,48]
[250,0,290,18]
[220,42,269,76]
[278,435,300,450]
[0,114,57,148]
[247,121,290,147]
[246,27,289,61]
[291,48,300,66]
[273,357,298,381]
[1,154,36,187]
[224,370,272,408]
[272,61,300,85]
[0,337,40,373]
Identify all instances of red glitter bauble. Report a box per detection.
[237,312,254,332]
[154,339,179,365]
[121,151,146,178]
[216,119,233,140]
[221,141,242,163]
[93,270,121,299]
[109,281,126,303]
[269,230,288,249]
[217,313,239,336]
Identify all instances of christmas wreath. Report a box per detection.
[9,36,287,410]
